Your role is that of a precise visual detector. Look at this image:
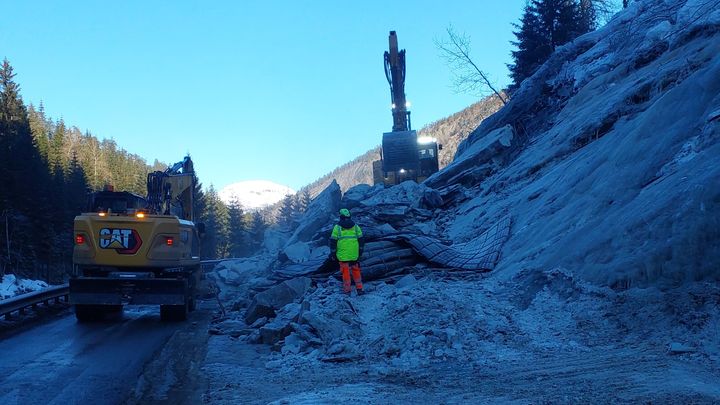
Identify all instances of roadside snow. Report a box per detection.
[0,274,49,300]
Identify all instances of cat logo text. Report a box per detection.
[99,228,143,254]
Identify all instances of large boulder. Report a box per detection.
[244,277,312,324]
[259,302,301,344]
[421,188,444,209]
[282,242,311,263]
[263,228,290,255]
[360,180,426,208]
[425,124,514,188]
[341,184,373,209]
[285,180,341,247]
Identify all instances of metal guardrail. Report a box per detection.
[0,260,225,320]
[0,284,69,320]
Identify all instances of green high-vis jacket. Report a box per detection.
[330,223,364,262]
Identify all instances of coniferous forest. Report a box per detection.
[0,59,263,283]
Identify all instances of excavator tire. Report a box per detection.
[160,302,188,321]
[75,305,99,322]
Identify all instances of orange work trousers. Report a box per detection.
[339,261,363,293]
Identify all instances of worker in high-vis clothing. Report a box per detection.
[329,208,365,295]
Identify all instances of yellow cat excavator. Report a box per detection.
[70,156,202,321]
[373,31,441,186]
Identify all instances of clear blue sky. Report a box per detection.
[2,0,524,191]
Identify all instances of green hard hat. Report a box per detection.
[339,208,351,217]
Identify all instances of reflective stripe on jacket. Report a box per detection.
[330,224,363,261]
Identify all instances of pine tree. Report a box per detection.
[277,194,297,230]
[509,2,545,89]
[249,212,267,253]
[0,58,51,276]
[49,119,67,173]
[227,197,247,257]
[193,175,206,222]
[577,0,597,33]
[199,186,229,259]
[67,152,89,215]
[27,103,50,162]
[508,0,593,89]
[299,189,311,214]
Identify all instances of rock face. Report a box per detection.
[285,180,341,247]
[341,184,376,209]
[441,0,720,287]
[425,125,514,189]
[244,277,312,324]
[259,303,301,344]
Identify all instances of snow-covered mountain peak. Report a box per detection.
[219,180,295,211]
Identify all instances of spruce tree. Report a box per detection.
[299,189,311,214]
[277,194,296,230]
[509,2,545,89]
[27,104,51,162]
[49,119,67,173]
[227,197,247,257]
[249,212,267,253]
[509,0,593,89]
[199,186,229,259]
[577,0,597,33]
[0,58,51,275]
[67,152,89,215]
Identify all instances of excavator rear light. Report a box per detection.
[75,234,85,245]
[165,237,174,246]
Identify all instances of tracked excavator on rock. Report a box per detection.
[70,156,203,322]
[373,31,441,186]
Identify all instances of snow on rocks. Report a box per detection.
[244,277,312,324]
[425,125,514,190]
[440,0,720,287]
[208,257,275,304]
[284,180,341,247]
[281,242,310,263]
[0,274,49,300]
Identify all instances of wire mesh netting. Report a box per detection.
[399,215,511,271]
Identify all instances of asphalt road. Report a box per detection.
[0,304,211,405]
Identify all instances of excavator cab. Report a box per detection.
[88,190,146,215]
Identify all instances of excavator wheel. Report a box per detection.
[75,304,123,322]
[75,305,100,322]
[160,302,188,321]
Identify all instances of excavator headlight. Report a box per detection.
[98,212,107,217]
[136,212,145,219]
